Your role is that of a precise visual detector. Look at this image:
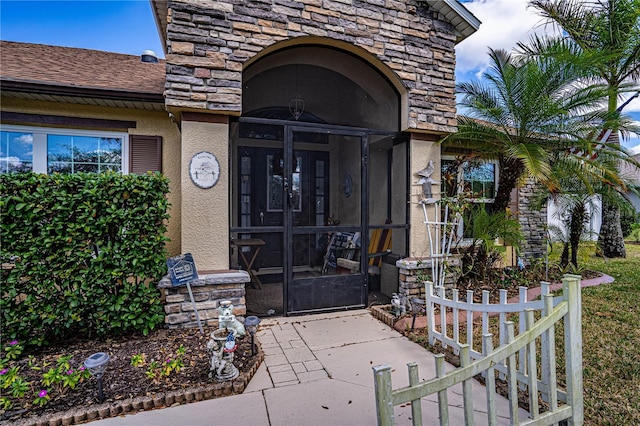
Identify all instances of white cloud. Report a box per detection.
[621,93,640,113]
[456,0,561,75]
[15,134,33,144]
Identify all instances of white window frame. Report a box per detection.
[0,124,129,174]
[441,156,499,238]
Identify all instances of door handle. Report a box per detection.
[260,211,264,225]
[283,177,293,207]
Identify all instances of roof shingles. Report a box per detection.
[0,41,165,95]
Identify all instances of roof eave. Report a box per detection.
[0,79,165,104]
[150,0,168,55]
[422,0,481,44]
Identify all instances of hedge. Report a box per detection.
[0,172,170,348]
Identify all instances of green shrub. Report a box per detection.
[620,205,638,238]
[630,223,640,243]
[0,172,170,348]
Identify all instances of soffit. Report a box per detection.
[1,90,165,112]
[427,0,481,43]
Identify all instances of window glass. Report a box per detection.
[0,131,33,173]
[463,162,495,199]
[441,158,498,238]
[47,135,122,174]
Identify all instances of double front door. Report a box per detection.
[232,121,369,315]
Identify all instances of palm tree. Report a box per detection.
[540,144,639,269]
[526,0,640,257]
[445,48,609,213]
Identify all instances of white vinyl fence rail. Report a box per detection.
[372,274,583,425]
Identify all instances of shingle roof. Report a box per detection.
[0,41,165,96]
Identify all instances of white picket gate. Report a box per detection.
[373,274,583,425]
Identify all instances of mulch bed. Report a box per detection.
[1,327,263,426]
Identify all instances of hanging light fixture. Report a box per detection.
[288,64,304,120]
[289,92,305,120]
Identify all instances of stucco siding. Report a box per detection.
[0,98,182,256]
[180,118,230,269]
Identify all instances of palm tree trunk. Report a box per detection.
[597,117,626,258]
[560,242,569,269]
[569,203,585,268]
[492,157,523,214]
[599,200,626,258]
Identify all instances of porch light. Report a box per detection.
[289,93,305,120]
[84,352,110,402]
[410,298,426,331]
[244,315,261,356]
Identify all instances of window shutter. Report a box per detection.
[129,135,162,174]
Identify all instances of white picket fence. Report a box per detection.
[373,274,583,425]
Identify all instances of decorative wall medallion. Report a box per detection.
[189,151,220,189]
[343,174,352,197]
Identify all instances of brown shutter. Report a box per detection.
[129,135,162,174]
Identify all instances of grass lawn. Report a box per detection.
[576,243,640,424]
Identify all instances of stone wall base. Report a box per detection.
[395,257,461,299]
[158,270,250,329]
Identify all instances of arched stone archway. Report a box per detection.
[242,44,401,131]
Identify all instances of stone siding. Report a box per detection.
[395,256,460,298]
[517,181,547,261]
[164,0,458,133]
[158,270,250,329]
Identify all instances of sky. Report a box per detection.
[0,0,638,151]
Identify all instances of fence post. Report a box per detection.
[563,274,583,425]
[373,364,395,426]
[426,281,435,346]
[408,362,422,425]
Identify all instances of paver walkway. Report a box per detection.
[92,310,527,425]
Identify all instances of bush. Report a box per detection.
[620,205,638,238]
[0,172,170,348]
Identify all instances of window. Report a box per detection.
[442,158,496,201]
[48,134,123,173]
[441,157,498,237]
[0,125,128,174]
[0,131,33,173]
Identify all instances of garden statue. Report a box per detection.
[218,300,245,337]
[207,329,240,382]
[416,160,436,200]
[391,293,409,317]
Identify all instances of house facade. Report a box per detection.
[1,1,486,317]
[149,0,480,314]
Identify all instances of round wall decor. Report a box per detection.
[343,174,352,197]
[189,151,220,189]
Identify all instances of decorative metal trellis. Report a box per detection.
[419,198,461,288]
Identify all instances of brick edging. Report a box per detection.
[14,345,264,426]
[369,304,396,328]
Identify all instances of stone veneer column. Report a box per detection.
[181,113,230,270]
[517,180,548,262]
[158,270,250,329]
[395,257,460,299]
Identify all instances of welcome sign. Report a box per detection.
[166,253,203,334]
[166,253,198,287]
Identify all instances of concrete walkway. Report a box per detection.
[91,310,527,425]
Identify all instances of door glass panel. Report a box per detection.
[232,122,285,316]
